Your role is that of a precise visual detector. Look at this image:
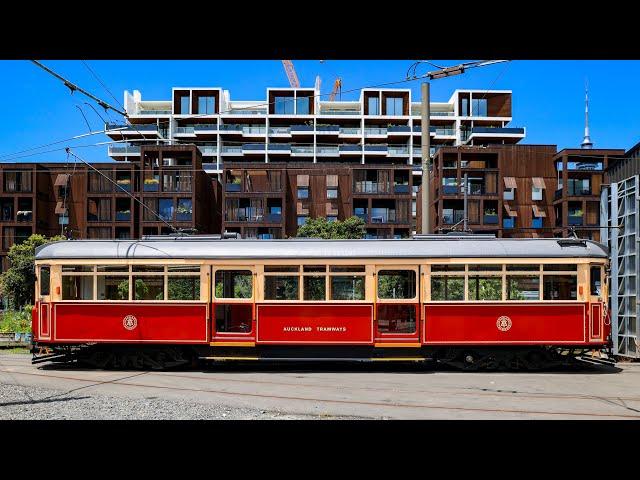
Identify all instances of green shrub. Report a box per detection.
[0,305,32,333]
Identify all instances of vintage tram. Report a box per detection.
[31,234,610,370]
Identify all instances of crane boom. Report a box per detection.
[281,60,300,88]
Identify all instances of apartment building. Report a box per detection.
[430,144,558,237]
[552,148,624,242]
[0,145,221,272]
[105,85,524,237]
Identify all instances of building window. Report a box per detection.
[431,276,464,301]
[532,186,543,201]
[503,188,515,200]
[264,275,299,300]
[327,187,338,199]
[461,98,469,116]
[296,97,310,115]
[297,187,309,199]
[543,275,577,300]
[385,97,403,116]
[39,266,50,296]
[215,270,253,299]
[532,217,543,228]
[180,96,190,115]
[368,96,379,115]
[377,270,416,299]
[471,98,488,117]
[158,198,174,221]
[468,276,502,301]
[275,96,294,115]
[62,276,94,300]
[507,276,540,300]
[198,96,215,114]
[327,216,338,223]
[176,198,193,222]
[87,198,111,222]
[297,216,308,226]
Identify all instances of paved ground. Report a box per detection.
[0,352,639,419]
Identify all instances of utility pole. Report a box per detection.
[421,82,431,234]
[463,173,468,232]
[408,60,508,235]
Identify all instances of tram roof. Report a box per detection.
[35,237,609,261]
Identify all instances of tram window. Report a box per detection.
[304,276,326,301]
[431,277,464,301]
[97,265,128,272]
[264,276,299,300]
[543,264,577,271]
[543,275,577,300]
[468,276,502,301]
[506,264,540,271]
[97,276,129,300]
[378,270,416,299]
[507,276,540,300]
[132,265,164,272]
[468,264,502,272]
[590,266,602,296]
[62,276,94,300]
[431,265,465,272]
[265,265,299,273]
[215,270,252,299]
[133,276,164,300]
[215,304,252,333]
[330,275,365,300]
[168,276,200,300]
[330,265,366,273]
[62,265,93,272]
[303,265,326,272]
[39,266,50,296]
[377,304,416,334]
[168,265,200,273]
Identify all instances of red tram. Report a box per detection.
[31,235,611,370]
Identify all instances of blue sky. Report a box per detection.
[0,60,638,163]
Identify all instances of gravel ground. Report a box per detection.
[0,382,355,420]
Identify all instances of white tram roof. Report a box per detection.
[35,236,608,261]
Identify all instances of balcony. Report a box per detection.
[364,145,387,154]
[316,125,340,133]
[143,177,160,192]
[568,215,584,226]
[388,125,411,133]
[339,128,361,136]
[394,184,410,194]
[138,109,171,115]
[388,146,410,156]
[197,145,218,156]
[466,183,485,195]
[226,182,242,192]
[442,184,459,195]
[221,146,243,155]
[243,126,267,135]
[218,124,243,133]
[109,145,141,156]
[291,145,314,155]
[483,214,498,224]
[472,127,525,135]
[268,127,291,136]
[370,208,398,224]
[354,181,391,194]
[290,125,315,133]
[242,143,267,153]
[316,146,339,156]
[116,211,131,222]
[354,209,368,222]
[364,128,387,137]
[340,145,363,154]
[320,109,360,116]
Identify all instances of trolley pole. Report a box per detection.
[421,82,431,234]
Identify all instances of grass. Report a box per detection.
[0,347,30,354]
[0,307,32,334]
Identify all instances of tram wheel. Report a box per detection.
[460,350,480,371]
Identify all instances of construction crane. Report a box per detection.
[281,60,300,88]
[328,77,342,101]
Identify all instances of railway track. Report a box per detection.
[1,360,639,419]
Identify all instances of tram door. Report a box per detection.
[374,265,421,345]
[210,266,256,344]
[589,263,605,342]
[36,265,52,341]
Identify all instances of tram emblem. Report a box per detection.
[496,316,512,332]
[123,315,138,331]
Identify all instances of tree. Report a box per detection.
[0,234,65,309]
[296,216,365,239]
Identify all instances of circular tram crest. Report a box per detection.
[123,315,138,331]
[496,316,512,332]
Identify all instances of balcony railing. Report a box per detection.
[316,146,339,155]
[443,211,464,225]
[109,145,141,155]
[568,215,584,226]
[388,125,411,132]
[106,124,158,132]
[364,145,387,152]
[290,125,314,132]
[138,109,171,115]
[316,125,340,132]
[243,143,266,151]
[226,109,267,115]
[226,209,283,223]
[483,214,498,224]
[340,128,361,135]
[116,211,131,222]
[503,218,515,229]
[218,124,242,132]
[354,181,391,194]
[320,109,360,115]
[243,127,267,135]
[226,183,242,192]
[198,145,218,155]
[471,127,525,135]
[221,146,242,154]
[291,146,314,154]
[364,128,387,136]
[442,185,459,195]
[394,184,410,194]
[370,209,398,224]
[340,145,363,153]
[269,127,291,134]
[567,186,592,196]
[388,146,409,156]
